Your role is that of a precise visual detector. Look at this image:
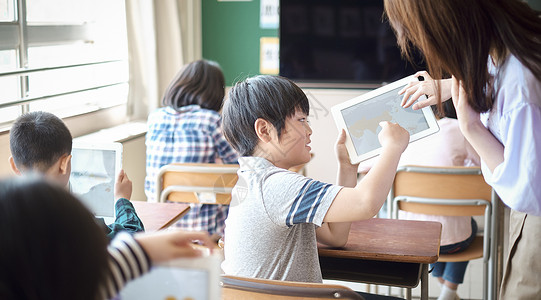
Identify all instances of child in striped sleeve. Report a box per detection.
[0,176,214,300]
[221,75,409,293]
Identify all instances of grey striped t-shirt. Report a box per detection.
[222,157,342,282]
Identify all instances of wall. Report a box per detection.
[74,121,148,202]
[303,88,368,183]
[201,0,364,182]
[202,0,278,86]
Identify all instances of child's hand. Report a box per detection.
[378,121,409,154]
[134,230,216,263]
[114,169,132,200]
[335,129,359,169]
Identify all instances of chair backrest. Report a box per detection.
[390,165,498,300]
[391,165,493,217]
[156,163,239,204]
[220,275,364,300]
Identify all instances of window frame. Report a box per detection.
[0,0,130,134]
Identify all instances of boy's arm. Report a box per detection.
[108,170,145,238]
[323,122,409,222]
[316,130,357,247]
[110,198,145,233]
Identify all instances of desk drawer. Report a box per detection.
[319,256,422,288]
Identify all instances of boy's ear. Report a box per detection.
[254,118,273,143]
[8,156,21,175]
[58,154,72,175]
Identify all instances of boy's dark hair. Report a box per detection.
[162,59,225,112]
[222,75,310,156]
[10,111,72,172]
[0,175,109,300]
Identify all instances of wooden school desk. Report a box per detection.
[132,201,190,232]
[318,218,442,300]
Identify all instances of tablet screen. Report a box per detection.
[340,85,429,156]
[70,145,120,219]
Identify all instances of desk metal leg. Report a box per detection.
[421,264,428,300]
[489,193,504,300]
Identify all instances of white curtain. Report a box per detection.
[125,0,202,120]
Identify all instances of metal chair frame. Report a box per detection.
[389,165,499,300]
[155,163,239,204]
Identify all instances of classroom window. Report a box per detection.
[0,0,129,129]
[0,0,15,22]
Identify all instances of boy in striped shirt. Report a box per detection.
[221,75,409,284]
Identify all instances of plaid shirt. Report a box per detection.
[96,198,145,240]
[145,105,238,236]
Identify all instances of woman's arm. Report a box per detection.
[451,77,504,172]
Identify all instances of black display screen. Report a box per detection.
[279,0,425,88]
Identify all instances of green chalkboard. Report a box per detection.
[202,0,278,86]
[528,0,541,10]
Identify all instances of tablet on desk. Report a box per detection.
[119,253,222,300]
[331,75,439,164]
[70,141,123,224]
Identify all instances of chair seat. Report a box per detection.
[438,236,484,262]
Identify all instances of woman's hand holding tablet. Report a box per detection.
[331,75,440,164]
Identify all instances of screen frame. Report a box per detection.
[70,140,123,221]
[278,0,427,87]
[331,75,439,164]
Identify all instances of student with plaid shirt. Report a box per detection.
[145,60,238,240]
[9,111,144,239]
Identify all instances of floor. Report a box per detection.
[323,257,484,300]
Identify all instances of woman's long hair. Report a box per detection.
[384,0,541,113]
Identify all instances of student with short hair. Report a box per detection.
[145,59,238,240]
[0,175,214,300]
[9,111,144,238]
[221,75,409,299]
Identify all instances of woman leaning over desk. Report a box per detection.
[383,0,541,298]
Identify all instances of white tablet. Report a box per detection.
[119,252,222,300]
[331,75,439,164]
[70,141,123,224]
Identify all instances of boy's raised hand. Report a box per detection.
[335,129,359,169]
[378,121,409,154]
[114,169,132,200]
